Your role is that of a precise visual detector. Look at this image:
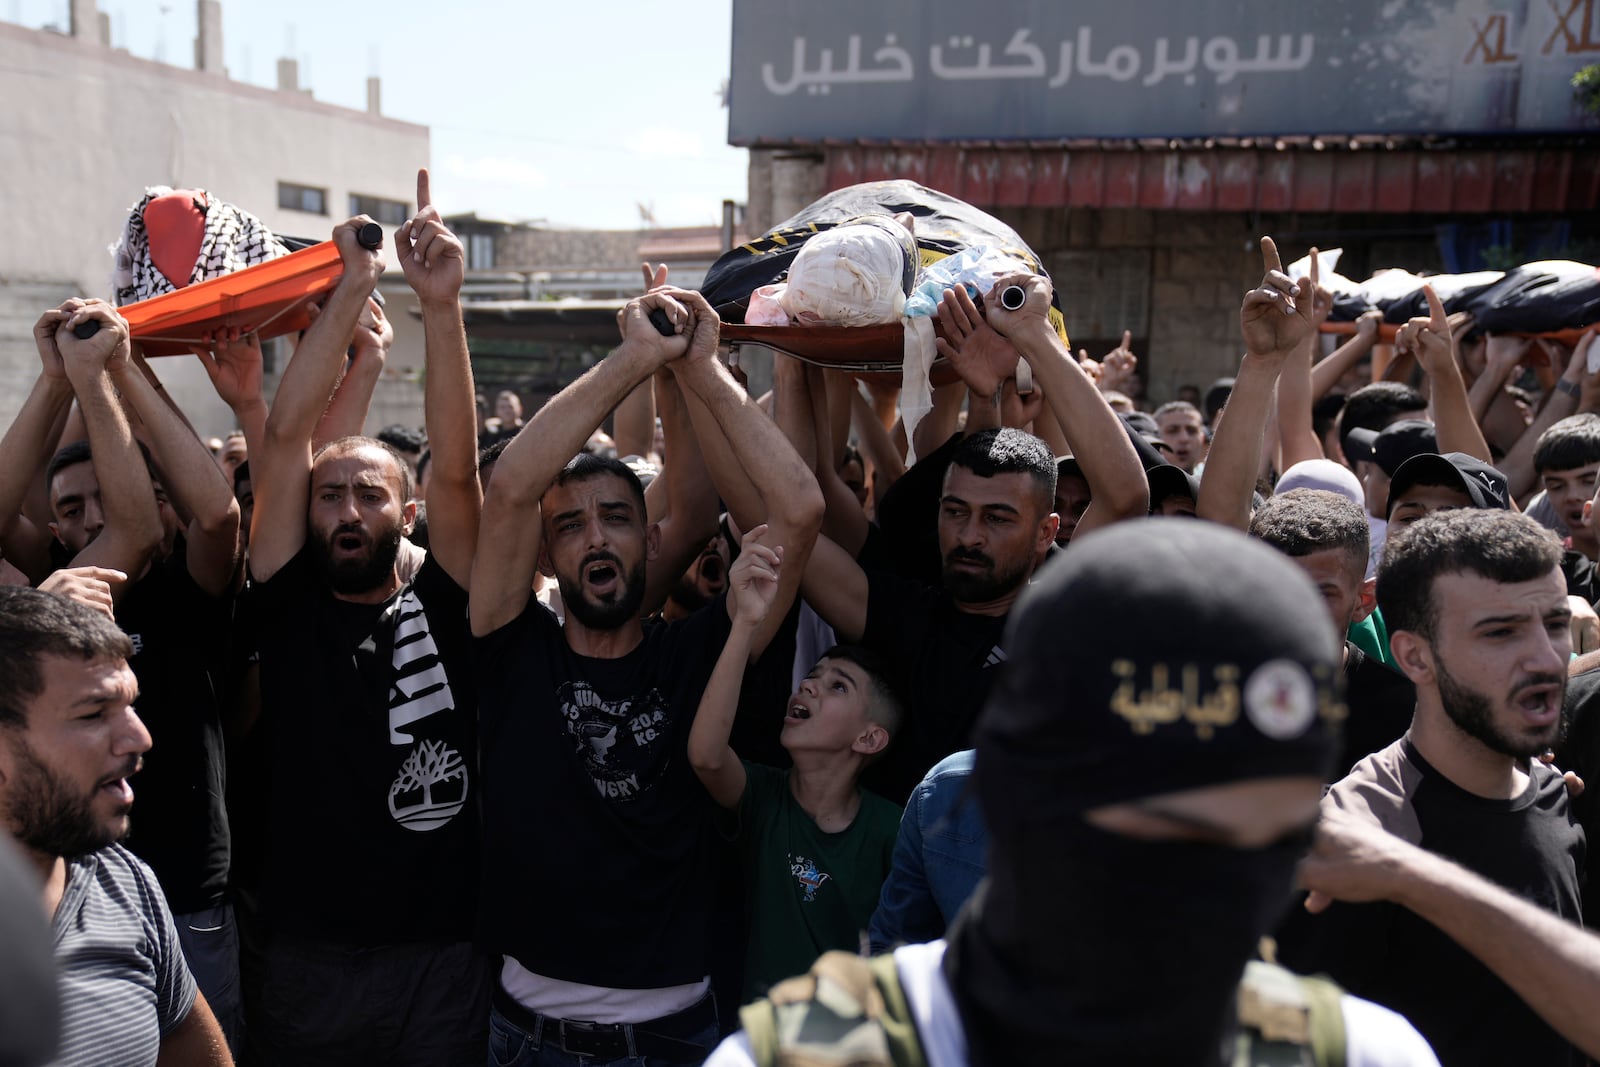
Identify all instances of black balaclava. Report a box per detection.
[947,519,1343,1067]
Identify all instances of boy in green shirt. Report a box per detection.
[689,525,903,1002]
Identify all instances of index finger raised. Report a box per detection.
[1424,284,1447,329]
[416,168,432,211]
[1259,236,1283,276]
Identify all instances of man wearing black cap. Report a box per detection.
[1279,509,1583,1066]
[1344,419,1436,526]
[1385,451,1511,534]
[708,520,1437,1066]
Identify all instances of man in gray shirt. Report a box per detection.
[0,586,229,1066]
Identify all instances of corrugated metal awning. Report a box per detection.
[815,141,1600,214]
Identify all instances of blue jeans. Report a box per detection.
[487,1001,718,1067]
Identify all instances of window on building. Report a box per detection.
[349,194,410,226]
[277,182,328,215]
[468,233,496,270]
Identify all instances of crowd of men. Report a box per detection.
[7,171,1600,1067]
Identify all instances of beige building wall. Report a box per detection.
[0,16,430,438]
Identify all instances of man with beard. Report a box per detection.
[1279,508,1584,1066]
[243,178,491,1064]
[659,531,731,621]
[0,298,246,1044]
[798,272,1147,801]
[472,285,822,1063]
[0,586,230,1065]
[708,521,1438,1067]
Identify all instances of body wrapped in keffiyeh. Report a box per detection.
[111,187,292,305]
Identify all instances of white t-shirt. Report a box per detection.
[705,940,1439,1067]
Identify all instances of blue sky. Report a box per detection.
[10,0,750,228]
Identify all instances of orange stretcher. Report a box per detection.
[121,241,345,356]
[1320,321,1591,345]
[719,322,963,388]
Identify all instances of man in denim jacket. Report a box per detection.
[867,749,987,952]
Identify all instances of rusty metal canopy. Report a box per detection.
[812,140,1600,214]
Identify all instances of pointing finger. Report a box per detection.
[416,168,432,212]
[1260,236,1283,277]
[1308,246,1320,289]
[1423,284,1447,331]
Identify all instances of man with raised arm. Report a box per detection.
[60,298,247,1046]
[471,286,821,1065]
[243,173,490,1065]
[799,274,1146,800]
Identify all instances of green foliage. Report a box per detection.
[1575,64,1600,115]
[1479,244,1523,271]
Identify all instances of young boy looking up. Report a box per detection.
[690,525,903,1003]
[1534,414,1600,560]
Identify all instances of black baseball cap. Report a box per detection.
[1386,452,1511,517]
[976,519,1343,825]
[1147,464,1200,509]
[1345,419,1437,477]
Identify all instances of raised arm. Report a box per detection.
[1499,332,1598,501]
[193,331,267,464]
[248,218,385,583]
[812,366,871,557]
[1197,237,1315,530]
[1278,253,1334,470]
[979,278,1148,536]
[0,306,81,581]
[1310,311,1382,401]
[396,168,480,587]
[470,292,688,635]
[1302,807,1600,1060]
[110,343,240,596]
[56,303,164,592]
[1401,285,1492,463]
[667,292,823,657]
[640,366,721,616]
[311,299,391,449]
[687,525,780,809]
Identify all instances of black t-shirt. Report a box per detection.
[1558,669,1600,923]
[115,550,232,914]
[1338,641,1416,776]
[1562,549,1600,605]
[476,597,731,989]
[872,433,962,588]
[1277,739,1584,1067]
[250,548,478,944]
[859,570,1007,803]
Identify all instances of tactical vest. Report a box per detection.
[740,952,1347,1067]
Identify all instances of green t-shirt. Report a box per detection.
[1348,607,1399,670]
[736,762,902,1003]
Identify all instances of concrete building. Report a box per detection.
[446,210,752,416]
[0,0,429,437]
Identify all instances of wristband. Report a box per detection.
[1557,378,1582,399]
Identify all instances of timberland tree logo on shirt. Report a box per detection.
[388,739,468,831]
[383,587,467,832]
[558,680,670,801]
[789,854,831,902]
